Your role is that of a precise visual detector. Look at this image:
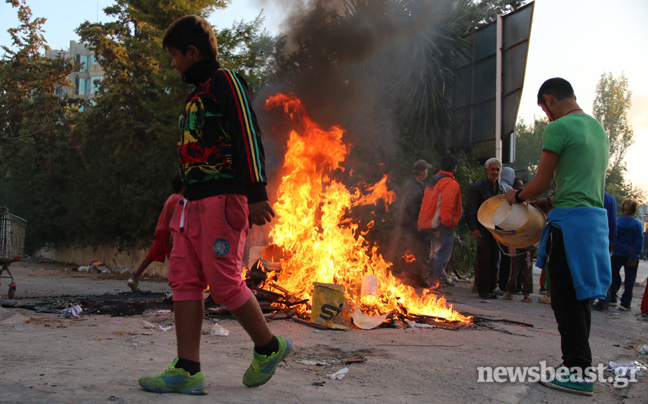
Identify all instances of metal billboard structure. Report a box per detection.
[451,2,534,163]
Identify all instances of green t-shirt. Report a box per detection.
[542,113,609,209]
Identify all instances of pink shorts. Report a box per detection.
[168,194,252,310]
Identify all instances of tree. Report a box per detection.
[1,0,273,252]
[67,0,272,248]
[592,72,644,205]
[509,118,546,177]
[0,0,86,251]
[593,72,634,177]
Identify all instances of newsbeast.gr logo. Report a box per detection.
[476,361,638,388]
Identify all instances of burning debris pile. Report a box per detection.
[245,93,471,329]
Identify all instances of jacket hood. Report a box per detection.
[500,167,515,190]
[617,216,639,230]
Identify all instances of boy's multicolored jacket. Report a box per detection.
[178,59,267,203]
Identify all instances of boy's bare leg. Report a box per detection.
[175,300,204,362]
[231,294,273,346]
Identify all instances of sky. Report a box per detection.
[1,0,647,192]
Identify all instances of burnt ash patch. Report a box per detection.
[0,292,172,317]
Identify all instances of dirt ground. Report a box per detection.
[0,259,647,404]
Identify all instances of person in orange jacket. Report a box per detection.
[418,153,462,288]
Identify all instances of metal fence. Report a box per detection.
[0,207,27,259]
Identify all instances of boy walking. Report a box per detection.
[138,15,292,394]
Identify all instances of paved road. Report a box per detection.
[0,259,646,404]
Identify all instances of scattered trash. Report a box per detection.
[210,323,229,336]
[342,358,365,365]
[327,367,349,380]
[405,320,436,329]
[479,300,490,303]
[142,321,157,329]
[637,345,648,355]
[607,361,647,378]
[157,310,171,314]
[159,325,172,332]
[76,261,112,274]
[296,359,332,366]
[352,304,390,330]
[61,305,83,319]
[312,381,326,386]
[114,265,132,274]
[311,283,351,330]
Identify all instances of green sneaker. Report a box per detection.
[539,368,593,396]
[243,336,293,387]
[138,358,206,395]
[127,278,140,292]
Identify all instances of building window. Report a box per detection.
[76,54,89,72]
[91,77,102,95]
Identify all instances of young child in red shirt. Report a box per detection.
[128,176,183,292]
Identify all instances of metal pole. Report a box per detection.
[495,14,503,161]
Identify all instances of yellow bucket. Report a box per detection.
[310,282,351,330]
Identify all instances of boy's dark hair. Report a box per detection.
[171,175,184,194]
[537,78,575,106]
[440,153,457,172]
[621,199,638,216]
[163,15,218,60]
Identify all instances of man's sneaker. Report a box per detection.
[539,368,593,396]
[539,287,547,295]
[243,336,293,387]
[138,358,206,395]
[493,288,504,296]
[127,278,140,292]
[619,305,631,311]
[609,301,618,307]
[592,301,609,312]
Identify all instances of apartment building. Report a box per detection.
[45,40,104,99]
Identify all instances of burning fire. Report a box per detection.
[402,250,416,263]
[263,93,471,324]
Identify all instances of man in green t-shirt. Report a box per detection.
[505,78,610,396]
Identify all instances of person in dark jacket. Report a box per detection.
[392,159,432,284]
[609,199,643,311]
[465,157,505,299]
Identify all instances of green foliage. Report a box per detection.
[0,0,85,252]
[0,0,273,252]
[465,0,529,30]
[510,118,546,177]
[592,72,644,206]
[592,72,634,177]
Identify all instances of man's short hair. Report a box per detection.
[537,78,575,106]
[621,199,638,216]
[440,153,457,172]
[484,157,502,170]
[163,15,218,60]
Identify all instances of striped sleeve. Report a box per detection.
[218,69,265,184]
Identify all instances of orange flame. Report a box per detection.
[264,93,471,324]
[403,250,416,263]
